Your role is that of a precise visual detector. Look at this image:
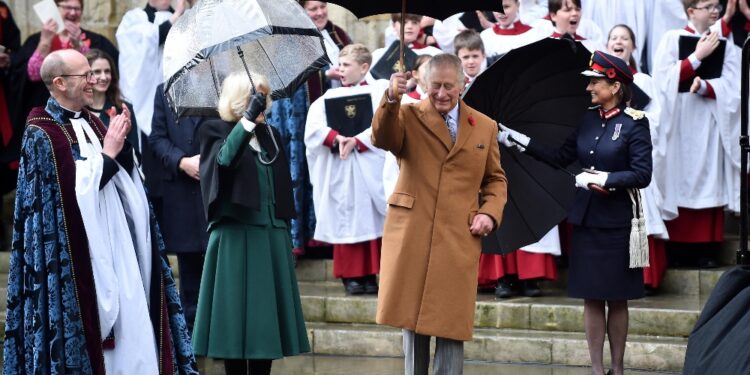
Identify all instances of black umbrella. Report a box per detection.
[683,266,750,374]
[463,38,593,254]
[326,0,503,20]
[326,0,503,90]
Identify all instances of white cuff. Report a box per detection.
[688,53,702,69]
[696,79,708,95]
[240,117,257,133]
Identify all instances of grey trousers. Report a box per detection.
[402,329,464,375]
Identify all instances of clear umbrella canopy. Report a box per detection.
[163,0,330,116]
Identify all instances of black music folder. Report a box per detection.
[629,83,651,110]
[324,94,373,139]
[370,41,418,80]
[678,35,726,93]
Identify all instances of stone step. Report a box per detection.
[298,282,704,338]
[294,258,730,297]
[269,355,678,375]
[304,322,687,372]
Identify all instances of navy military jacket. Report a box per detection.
[526,104,653,228]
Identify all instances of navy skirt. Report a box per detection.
[567,226,644,300]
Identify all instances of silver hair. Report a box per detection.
[425,53,464,86]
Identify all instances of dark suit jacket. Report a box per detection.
[148,84,212,253]
[526,104,653,228]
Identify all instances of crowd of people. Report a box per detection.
[0,0,744,374]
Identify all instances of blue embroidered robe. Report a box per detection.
[3,99,198,374]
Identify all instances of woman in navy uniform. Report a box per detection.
[499,50,653,375]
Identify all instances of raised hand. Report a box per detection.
[243,92,267,122]
[102,107,132,159]
[388,71,412,100]
[694,31,720,61]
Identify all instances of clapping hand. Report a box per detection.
[102,104,132,159]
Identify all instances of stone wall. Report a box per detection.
[7,1,389,53]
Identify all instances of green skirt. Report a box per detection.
[192,222,310,359]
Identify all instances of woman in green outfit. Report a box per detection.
[193,72,310,375]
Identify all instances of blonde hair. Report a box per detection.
[339,43,372,66]
[218,72,272,122]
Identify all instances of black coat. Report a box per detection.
[148,84,212,253]
[526,104,653,228]
[199,119,295,223]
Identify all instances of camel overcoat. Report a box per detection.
[371,94,507,341]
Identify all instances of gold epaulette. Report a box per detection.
[624,107,645,120]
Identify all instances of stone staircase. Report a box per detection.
[293,258,731,373]
[0,251,732,372]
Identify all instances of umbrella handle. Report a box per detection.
[589,183,610,195]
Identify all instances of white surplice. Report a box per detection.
[116,7,172,136]
[305,80,390,244]
[653,24,741,215]
[582,0,650,71]
[71,118,158,374]
[480,22,537,59]
[633,72,670,239]
[646,0,687,73]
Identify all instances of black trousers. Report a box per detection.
[224,359,272,375]
[176,252,205,333]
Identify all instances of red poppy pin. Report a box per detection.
[468,115,475,126]
[0,7,8,20]
[606,68,617,79]
[106,106,117,119]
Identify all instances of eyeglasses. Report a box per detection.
[692,4,723,12]
[59,71,95,81]
[58,5,82,12]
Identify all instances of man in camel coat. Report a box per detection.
[372,53,507,374]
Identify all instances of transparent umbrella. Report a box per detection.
[163,0,331,117]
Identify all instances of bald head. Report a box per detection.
[41,49,87,89]
[41,49,94,110]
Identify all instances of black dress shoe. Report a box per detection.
[522,279,542,297]
[343,278,365,295]
[495,278,516,298]
[644,285,657,296]
[364,276,379,295]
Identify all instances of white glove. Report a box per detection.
[575,170,609,190]
[497,124,530,150]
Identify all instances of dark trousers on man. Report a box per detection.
[402,329,464,375]
[176,252,205,333]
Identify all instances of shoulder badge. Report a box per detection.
[624,107,645,120]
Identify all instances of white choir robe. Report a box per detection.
[305,80,390,244]
[653,24,741,215]
[480,22,538,59]
[529,17,604,50]
[519,0,549,26]
[646,0,686,73]
[634,72,670,239]
[116,7,172,136]
[582,0,650,71]
[432,14,465,54]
